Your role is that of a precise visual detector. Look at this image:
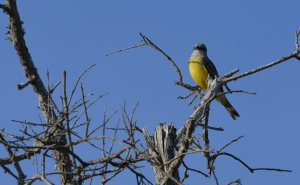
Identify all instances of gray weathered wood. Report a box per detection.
[144,124,179,185]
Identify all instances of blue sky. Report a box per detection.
[0,0,299,184]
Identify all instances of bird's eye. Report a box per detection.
[198,46,205,51]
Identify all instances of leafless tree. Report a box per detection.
[1,1,299,185]
[0,1,148,185]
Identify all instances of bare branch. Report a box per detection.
[139,33,183,83]
[68,63,97,107]
[2,0,73,183]
[296,28,300,50]
[63,71,77,168]
[125,165,154,185]
[105,43,146,56]
[16,79,31,90]
[226,179,241,185]
[4,0,56,124]
[137,32,297,184]
[218,136,244,152]
[1,4,298,185]
[181,160,209,182]
[212,170,219,185]
[217,90,257,97]
[0,147,40,165]
[49,81,61,94]
[223,68,240,78]
[225,49,300,83]
[196,123,224,131]
[0,133,26,184]
[0,3,10,13]
[78,146,131,170]
[25,174,55,185]
[294,29,300,61]
[202,107,212,174]
[80,83,91,137]
[177,93,194,100]
[212,152,292,173]
[1,165,18,180]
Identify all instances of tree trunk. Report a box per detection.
[144,123,179,185]
[3,1,73,184]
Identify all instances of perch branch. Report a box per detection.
[225,49,300,83]
[139,33,183,83]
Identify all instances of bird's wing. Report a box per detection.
[202,57,219,78]
[202,57,225,92]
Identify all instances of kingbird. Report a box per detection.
[188,43,240,120]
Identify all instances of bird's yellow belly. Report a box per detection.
[189,61,208,90]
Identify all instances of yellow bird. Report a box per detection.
[188,43,240,120]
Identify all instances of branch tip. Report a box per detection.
[295,28,300,50]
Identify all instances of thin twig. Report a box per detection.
[188,95,198,106]
[1,165,18,180]
[226,179,241,185]
[0,133,26,183]
[81,83,91,137]
[212,152,292,173]
[197,123,224,131]
[63,71,76,168]
[68,63,97,107]
[203,107,212,174]
[105,43,146,56]
[177,93,193,100]
[295,28,300,50]
[218,136,244,152]
[217,90,257,97]
[139,32,183,83]
[212,170,219,185]
[182,160,209,179]
[49,81,61,94]
[16,80,31,90]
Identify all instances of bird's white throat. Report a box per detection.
[191,49,207,58]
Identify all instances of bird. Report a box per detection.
[188,43,240,120]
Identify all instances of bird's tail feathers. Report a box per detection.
[217,95,240,120]
[225,102,240,120]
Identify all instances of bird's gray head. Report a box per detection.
[193,43,207,52]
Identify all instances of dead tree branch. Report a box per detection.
[225,49,300,83]
[138,32,296,184]
[1,1,298,184]
[211,152,292,173]
[1,0,73,184]
[0,133,26,185]
[1,2,148,185]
